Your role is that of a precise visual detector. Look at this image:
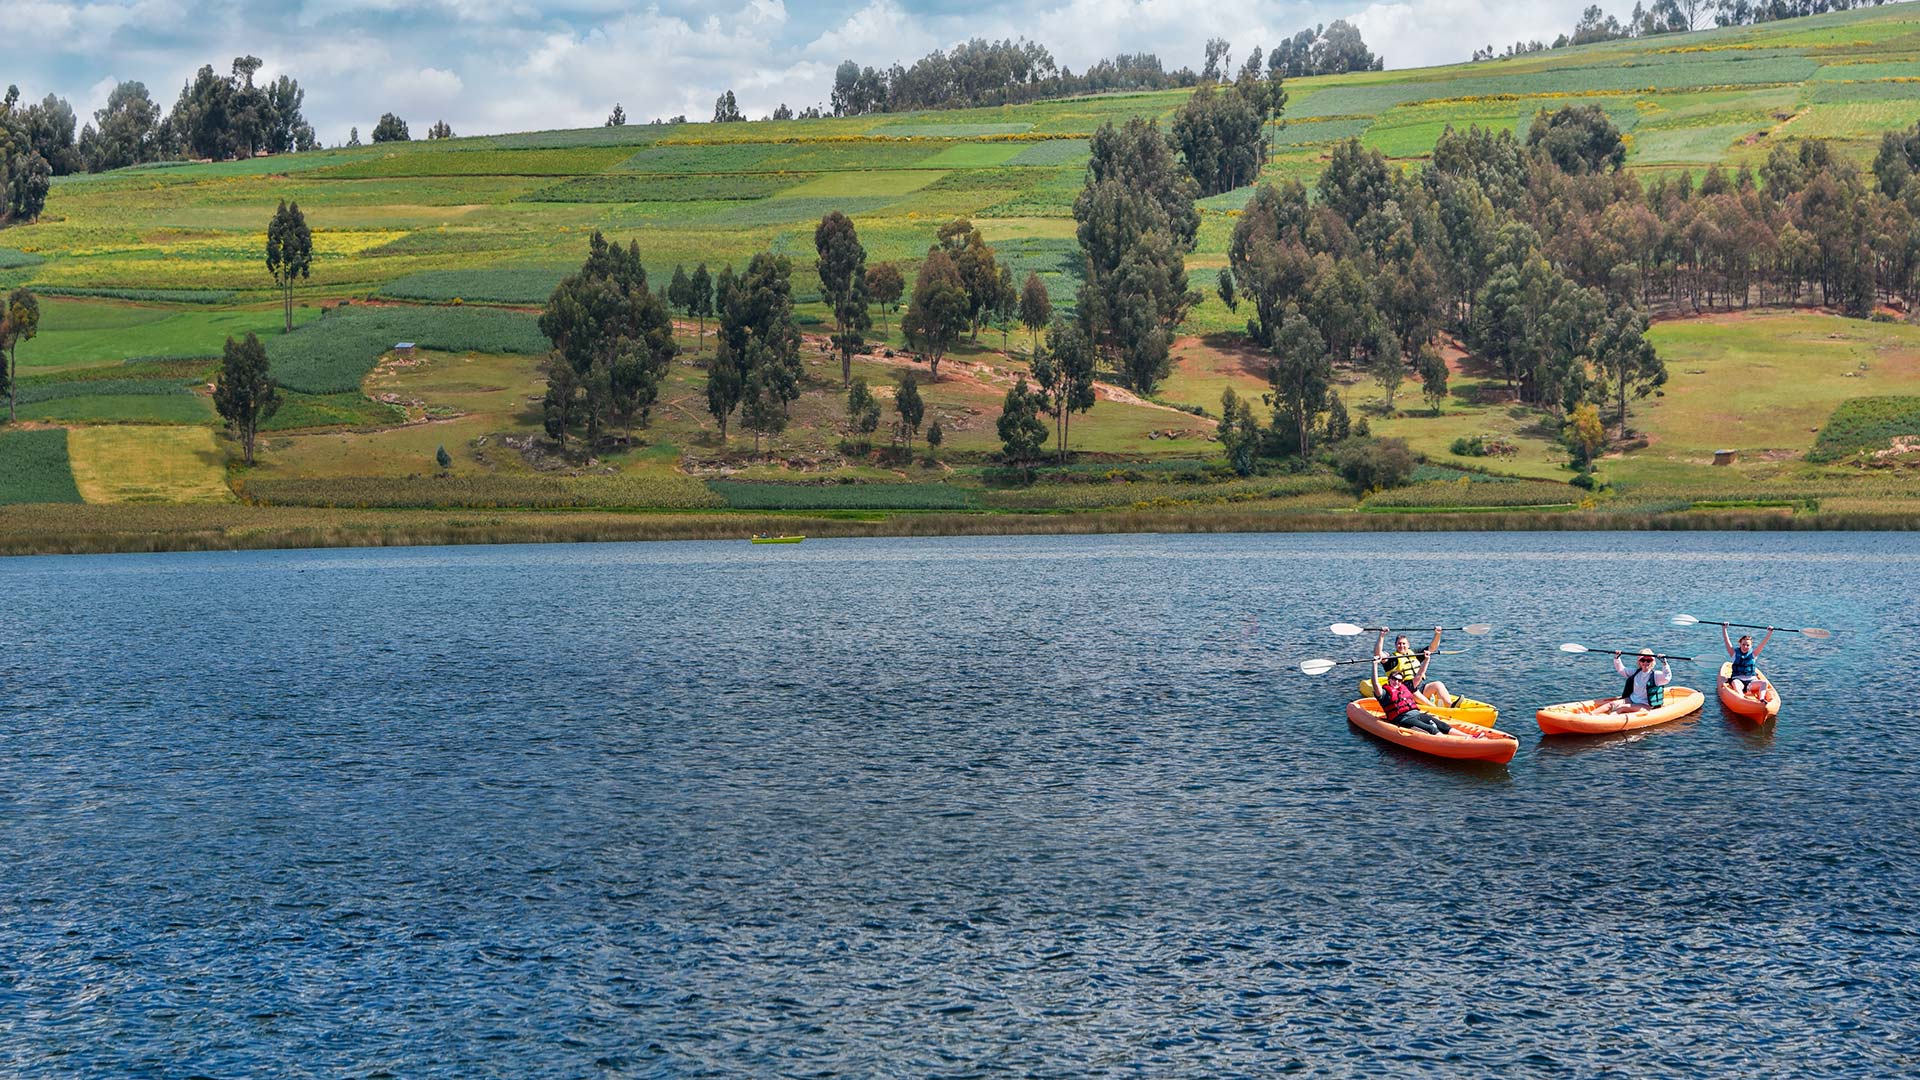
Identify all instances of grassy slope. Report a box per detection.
[9,4,1920,524]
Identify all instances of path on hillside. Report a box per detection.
[671,319,1211,425]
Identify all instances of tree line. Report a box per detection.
[1473,0,1893,60]
[0,57,315,189]
[826,25,1379,117]
[830,40,1193,116]
[1210,101,1920,478]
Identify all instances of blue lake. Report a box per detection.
[2,532,1916,1076]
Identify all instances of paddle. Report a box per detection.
[1299,657,1386,676]
[1299,649,1463,674]
[1670,614,1831,639]
[1559,643,1696,662]
[1331,622,1493,637]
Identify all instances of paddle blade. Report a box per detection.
[1329,623,1365,637]
[1800,627,1833,639]
[1300,659,1338,675]
[1559,643,1590,654]
[1671,613,1700,626]
[1461,623,1492,636]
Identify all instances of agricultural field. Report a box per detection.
[10,4,1920,545]
[0,429,84,506]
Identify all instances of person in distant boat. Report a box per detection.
[1371,644,1451,736]
[1722,625,1774,703]
[1374,627,1455,709]
[1604,648,1672,713]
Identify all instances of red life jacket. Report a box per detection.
[1378,675,1421,721]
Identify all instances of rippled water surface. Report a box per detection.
[4,532,1919,1076]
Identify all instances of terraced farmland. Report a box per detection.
[9,3,1920,544]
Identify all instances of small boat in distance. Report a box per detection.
[750,534,805,544]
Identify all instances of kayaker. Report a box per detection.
[1722,625,1774,703]
[1604,648,1672,713]
[1372,645,1452,735]
[1375,627,1456,709]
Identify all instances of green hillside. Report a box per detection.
[14,4,1920,305]
[8,3,1920,548]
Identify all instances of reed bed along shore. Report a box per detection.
[1,503,1915,558]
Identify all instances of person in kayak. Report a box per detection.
[1722,625,1774,703]
[1375,627,1456,709]
[1603,648,1672,713]
[1372,643,1452,735]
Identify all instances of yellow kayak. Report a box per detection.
[1357,679,1499,727]
[749,535,805,544]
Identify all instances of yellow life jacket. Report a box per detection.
[1383,651,1421,683]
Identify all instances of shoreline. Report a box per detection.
[4,503,1918,557]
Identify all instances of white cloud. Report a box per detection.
[805,0,934,60]
[1354,0,1595,68]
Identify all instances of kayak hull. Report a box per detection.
[1346,699,1519,763]
[1356,679,1499,726]
[1535,687,1704,734]
[750,536,805,544]
[1717,662,1781,721]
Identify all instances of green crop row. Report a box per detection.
[1363,478,1580,508]
[492,125,672,150]
[708,480,979,510]
[0,247,43,269]
[268,304,549,395]
[14,377,199,404]
[243,473,724,509]
[262,392,408,431]
[522,173,803,202]
[980,474,1344,509]
[0,429,83,505]
[678,194,904,229]
[316,146,635,179]
[35,286,237,304]
[1007,139,1090,165]
[379,267,570,304]
[1807,395,1920,460]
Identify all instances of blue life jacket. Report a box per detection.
[1729,648,1757,679]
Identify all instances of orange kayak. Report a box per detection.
[1346,698,1518,763]
[1535,687,1704,734]
[1717,663,1780,722]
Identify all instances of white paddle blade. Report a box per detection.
[1461,623,1492,636]
[1329,623,1365,637]
[1559,643,1590,653]
[1300,659,1339,675]
[1800,627,1833,639]
[1671,614,1700,626]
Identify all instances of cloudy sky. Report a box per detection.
[15,0,1609,143]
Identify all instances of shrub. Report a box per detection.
[1563,403,1606,466]
[1451,435,1488,457]
[1334,437,1416,495]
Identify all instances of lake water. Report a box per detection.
[3,532,1917,1076]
